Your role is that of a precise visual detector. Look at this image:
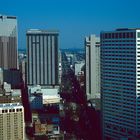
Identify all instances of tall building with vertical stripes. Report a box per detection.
[0,15,18,69]
[101,28,140,139]
[26,29,59,86]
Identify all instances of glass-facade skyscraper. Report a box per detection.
[0,15,18,69]
[101,28,140,139]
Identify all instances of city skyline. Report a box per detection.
[0,0,140,49]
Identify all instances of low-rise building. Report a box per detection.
[28,85,61,110]
[27,85,61,138]
[0,82,22,104]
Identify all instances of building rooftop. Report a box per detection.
[101,28,140,34]
[26,29,59,34]
[0,15,16,19]
[101,28,140,33]
[116,28,140,31]
[0,103,23,109]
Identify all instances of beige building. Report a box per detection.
[85,35,100,100]
[0,103,24,140]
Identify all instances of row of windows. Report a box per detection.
[102,88,135,93]
[102,84,135,90]
[101,50,136,53]
[1,108,22,113]
[101,32,135,39]
[102,67,136,71]
[101,54,135,57]
[104,110,136,118]
[104,108,135,116]
[102,40,135,43]
[101,47,135,49]
[102,66,135,70]
[104,123,135,133]
[101,58,135,61]
[104,118,136,128]
[102,71,135,75]
[102,75,135,80]
[102,89,136,94]
[104,113,135,121]
[102,93,136,99]
[101,44,135,46]
[102,63,135,66]
[102,61,135,64]
[102,51,135,53]
[104,96,136,102]
[103,96,136,102]
[102,72,135,77]
[103,98,135,104]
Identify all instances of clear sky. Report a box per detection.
[0,0,140,49]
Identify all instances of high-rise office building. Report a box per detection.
[85,35,100,101]
[26,29,59,86]
[101,28,140,139]
[0,15,18,69]
[0,103,24,140]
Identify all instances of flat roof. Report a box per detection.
[0,15,16,19]
[116,28,140,31]
[0,103,22,108]
[101,28,140,33]
[26,29,59,34]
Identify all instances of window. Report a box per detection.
[108,33,111,38]
[127,32,130,38]
[123,33,126,38]
[138,32,140,38]
[130,32,134,38]
[105,33,108,39]
[119,33,122,38]
[112,33,115,38]
[115,33,118,38]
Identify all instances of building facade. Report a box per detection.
[27,29,59,86]
[101,28,140,139]
[0,82,22,103]
[0,15,18,69]
[0,103,24,140]
[74,61,85,76]
[28,85,60,110]
[0,68,22,88]
[85,35,100,100]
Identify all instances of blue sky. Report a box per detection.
[0,0,140,49]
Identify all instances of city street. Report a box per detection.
[60,52,101,140]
